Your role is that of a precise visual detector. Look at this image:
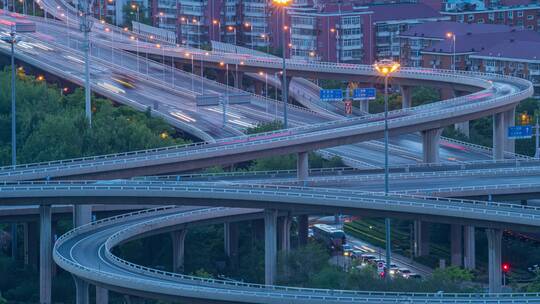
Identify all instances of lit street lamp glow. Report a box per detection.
[273,0,291,128]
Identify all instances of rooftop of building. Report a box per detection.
[401,21,515,39]
[369,2,444,21]
[472,40,540,61]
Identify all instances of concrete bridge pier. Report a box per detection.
[278,215,292,253]
[450,224,463,267]
[224,222,239,268]
[486,229,502,293]
[413,221,430,257]
[421,128,442,163]
[73,205,92,228]
[493,112,506,160]
[95,286,109,304]
[297,152,309,183]
[400,85,412,109]
[463,225,476,270]
[254,81,263,96]
[264,209,278,285]
[234,71,244,89]
[11,223,17,261]
[73,276,89,304]
[39,205,52,304]
[298,215,309,247]
[172,230,188,273]
[504,107,516,154]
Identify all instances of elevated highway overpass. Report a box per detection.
[50,205,540,304]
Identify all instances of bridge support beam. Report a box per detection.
[421,128,442,163]
[279,76,292,102]
[463,226,476,270]
[298,215,309,247]
[400,85,412,109]
[297,152,309,183]
[11,223,17,261]
[40,205,52,304]
[264,209,278,285]
[413,221,430,257]
[486,229,502,293]
[172,229,188,273]
[234,71,244,89]
[450,224,463,267]
[96,286,109,304]
[224,222,239,268]
[73,276,89,304]
[504,107,515,154]
[493,112,506,160]
[278,216,292,253]
[455,121,470,138]
[73,205,92,228]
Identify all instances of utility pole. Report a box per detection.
[79,0,93,126]
[535,115,540,158]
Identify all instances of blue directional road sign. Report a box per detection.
[508,125,532,139]
[320,89,343,101]
[353,88,376,100]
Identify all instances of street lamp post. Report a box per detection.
[244,22,253,49]
[273,0,291,128]
[79,0,93,126]
[2,27,19,167]
[446,32,456,71]
[373,59,400,279]
[330,28,339,63]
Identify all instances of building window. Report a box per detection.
[517,11,523,17]
[468,14,474,21]
[528,25,534,30]
[342,16,361,25]
[527,15,534,20]
[508,11,513,19]
[478,18,484,23]
[488,13,494,21]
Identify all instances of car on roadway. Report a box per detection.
[342,244,353,256]
[350,250,363,260]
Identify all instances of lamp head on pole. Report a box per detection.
[272,0,291,6]
[373,59,400,76]
[446,32,454,39]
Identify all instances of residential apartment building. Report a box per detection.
[400,21,540,95]
[441,0,540,32]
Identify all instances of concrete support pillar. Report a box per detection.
[264,209,278,285]
[171,230,187,273]
[27,221,38,269]
[450,224,463,267]
[73,205,92,228]
[463,226,476,270]
[254,81,263,96]
[279,76,292,101]
[298,215,309,247]
[413,221,430,257]
[217,71,226,85]
[224,222,239,268]
[73,276,89,304]
[359,100,369,113]
[493,112,506,160]
[421,128,442,163]
[23,222,28,265]
[39,206,52,304]
[504,107,516,154]
[95,287,109,304]
[486,229,502,293]
[278,216,292,253]
[11,223,17,261]
[297,152,309,183]
[401,85,412,109]
[234,71,244,89]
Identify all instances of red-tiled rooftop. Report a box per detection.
[422,29,540,53]
[401,21,514,39]
[473,41,540,61]
[369,3,443,22]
